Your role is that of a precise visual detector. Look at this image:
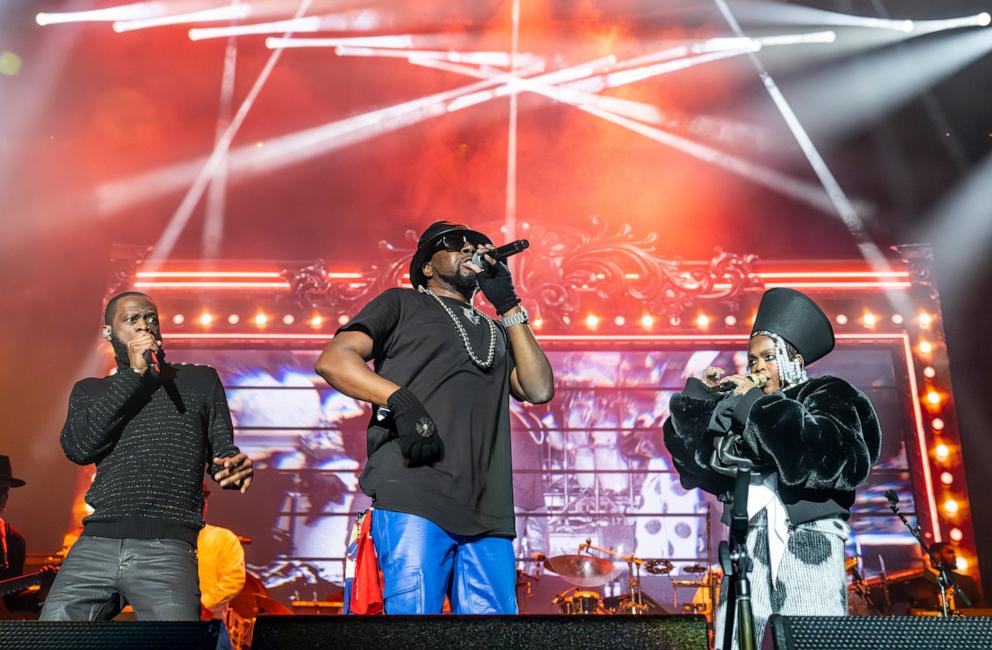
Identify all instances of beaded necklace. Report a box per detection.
[419,285,496,369]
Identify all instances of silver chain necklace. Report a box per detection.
[419,286,496,369]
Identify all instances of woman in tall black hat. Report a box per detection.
[663,288,881,648]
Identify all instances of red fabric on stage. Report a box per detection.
[350,510,383,615]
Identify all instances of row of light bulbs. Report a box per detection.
[167,309,939,332]
[923,357,968,560]
[171,313,346,328]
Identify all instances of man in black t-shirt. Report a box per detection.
[316,221,554,614]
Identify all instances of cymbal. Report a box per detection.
[255,595,294,616]
[681,564,708,575]
[242,572,269,597]
[544,555,616,587]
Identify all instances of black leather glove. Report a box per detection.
[474,260,520,315]
[387,387,444,466]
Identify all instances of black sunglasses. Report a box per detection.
[434,235,484,252]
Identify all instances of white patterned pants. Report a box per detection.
[714,510,850,649]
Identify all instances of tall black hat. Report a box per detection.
[751,288,834,364]
[409,221,492,288]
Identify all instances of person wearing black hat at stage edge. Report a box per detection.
[316,221,554,614]
[0,455,37,617]
[663,288,881,648]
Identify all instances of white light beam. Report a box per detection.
[113,4,251,33]
[141,0,314,272]
[188,9,385,41]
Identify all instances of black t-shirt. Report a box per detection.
[339,288,517,538]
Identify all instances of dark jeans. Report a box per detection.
[40,536,201,621]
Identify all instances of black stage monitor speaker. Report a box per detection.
[251,614,709,649]
[0,620,223,650]
[766,615,992,650]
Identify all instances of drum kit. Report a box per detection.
[541,539,677,615]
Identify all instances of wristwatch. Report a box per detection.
[501,305,530,328]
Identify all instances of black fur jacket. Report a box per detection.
[663,375,882,512]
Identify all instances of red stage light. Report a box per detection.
[136,271,283,278]
[134,281,290,289]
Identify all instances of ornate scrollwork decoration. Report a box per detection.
[513,215,760,324]
[893,243,937,300]
[284,216,761,323]
[282,230,417,314]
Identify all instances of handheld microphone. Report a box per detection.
[712,373,767,393]
[143,346,162,376]
[471,239,529,267]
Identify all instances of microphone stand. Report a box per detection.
[885,492,970,616]
[720,464,757,650]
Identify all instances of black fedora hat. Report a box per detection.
[751,288,835,365]
[0,455,26,488]
[409,221,492,288]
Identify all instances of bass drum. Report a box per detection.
[560,591,606,615]
[603,592,668,615]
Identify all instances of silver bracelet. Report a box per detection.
[502,306,529,328]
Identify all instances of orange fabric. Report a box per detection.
[350,511,383,615]
[197,524,246,619]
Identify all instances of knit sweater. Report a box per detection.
[60,361,239,544]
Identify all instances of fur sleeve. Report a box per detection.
[738,376,881,491]
[663,379,734,496]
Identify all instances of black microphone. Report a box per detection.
[713,381,737,393]
[711,373,767,394]
[143,348,161,377]
[471,239,529,267]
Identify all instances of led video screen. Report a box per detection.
[172,344,917,611]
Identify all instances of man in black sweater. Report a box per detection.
[40,292,253,621]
